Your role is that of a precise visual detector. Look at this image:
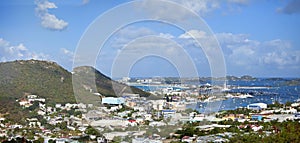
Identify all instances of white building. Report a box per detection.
[247,103,267,110]
[102,97,125,105]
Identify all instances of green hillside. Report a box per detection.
[0,60,150,118]
[73,66,151,97]
[0,60,75,103]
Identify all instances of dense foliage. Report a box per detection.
[229,120,300,143]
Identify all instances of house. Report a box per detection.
[281,107,297,114]
[143,114,152,120]
[9,124,23,129]
[19,100,31,107]
[56,138,68,143]
[0,117,5,123]
[149,121,166,127]
[291,103,300,107]
[27,95,38,99]
[97,137,107,143]
[196,124,231,131]
[151,100,165,110]
[191,114,205,122]
[56,104,62,108]
[162,109,176,118]
[294,113,300,119]
[251,125,263,132]
[126,101,137,108]
[37,110,46,115]
[103,132,129,141]
[126,119,137,126]
[27,118,41,128]
[181,136,194,143]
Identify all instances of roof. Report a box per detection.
[102,97,125,105]
[162,109,175,112]
[248,103,267,108]
[248,103,267,106]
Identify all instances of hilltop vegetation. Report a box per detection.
[0,60,74,103]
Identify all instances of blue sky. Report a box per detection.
[0,0,300,78]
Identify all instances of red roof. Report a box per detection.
[128,119,136,123]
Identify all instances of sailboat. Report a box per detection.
[222,80,230,92]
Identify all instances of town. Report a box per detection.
[1,78,300,143]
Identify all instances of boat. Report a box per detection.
[237,93,254,99]
[225,93,234,98]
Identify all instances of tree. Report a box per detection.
[27,101,40,113]
[58,121,68,130]
[85,126,100,135]
[285,101,292,107]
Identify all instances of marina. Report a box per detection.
[126,78,300,113]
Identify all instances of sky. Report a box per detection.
[0,0,300,78]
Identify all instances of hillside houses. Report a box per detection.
[3,90,300,143]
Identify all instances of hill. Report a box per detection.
[72,66,151,104]
[0,60,150,119]
[0,60,74,104]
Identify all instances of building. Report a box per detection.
[101,97,125,105]
[294,113,300,119]
[162,109,176,118]
[251,115,263,121]
[247,103,267,110]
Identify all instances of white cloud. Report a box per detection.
[40,13,68,30]
[99,25,299,76]
[219,34,300,71]
[177,30,300,71]
[0,38,49,62]
[178,0,220,15]
[108,26,156,49]
[158,33,174,39]
[136,0,250,21]
[179,30,207,39]
[35,0,68,31]
[35,0,57,11]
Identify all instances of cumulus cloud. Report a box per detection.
[178,30,300,72]
[176,0,249,15]
[108,26,172,49]
[136,0,250,21]
[158,33,175,39]
[179,30,207,39]
[99,25,299,76]
[277,0,300,14]
[35,0,68,31]
[0,38,49,62]
[216,33,299,69]
[178,0,220,15]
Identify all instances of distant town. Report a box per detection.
[1,76,300,143]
